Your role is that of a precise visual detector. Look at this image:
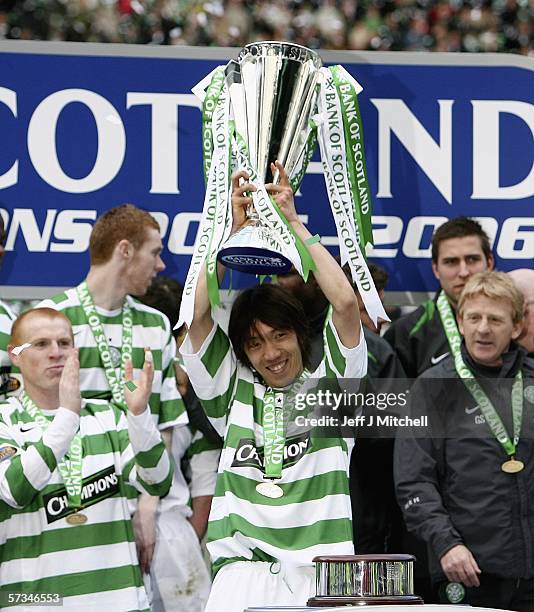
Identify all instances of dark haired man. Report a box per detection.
[385,217,494,378]
[180,162,367,612]
[139,276,221,612]
[395,272,534,610]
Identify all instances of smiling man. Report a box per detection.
[385,217,494,378]
[38,204,187,584]
[395,272,534,610]
[181,162,367,612]
[0,308,172,609]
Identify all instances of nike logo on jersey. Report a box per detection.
[431,352,449,365]
[465,405,480,415]
[19,424,37,432]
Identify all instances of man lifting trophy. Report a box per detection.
[178,42,399,612]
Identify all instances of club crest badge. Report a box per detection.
[445,581,466,604]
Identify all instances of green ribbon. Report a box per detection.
[21,392,83,509]
[201,66,226,185]
[262,371,311,479]
[330,65,374,250]
[205,115,234,308]
[76,281,133,409]
[437,291,523,458]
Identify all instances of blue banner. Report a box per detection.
[0,43,532,299]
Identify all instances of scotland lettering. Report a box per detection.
[42,466,119,523]
[0,50,532,293]
[2,87,531,199]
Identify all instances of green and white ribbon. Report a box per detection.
[77,281,133,407]
[437,291,524,457]
[21,392,83,509]
[179,79,235,327]
[262,371,311,479]
[201,66,226,184]
[316,67,388,327]
[330,65,374,251]
[205,88,234,307]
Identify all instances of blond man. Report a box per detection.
[395,272,534,610]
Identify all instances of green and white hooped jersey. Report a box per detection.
[181,317,367,575]
[38,289,187,431]
[0,397,173,610]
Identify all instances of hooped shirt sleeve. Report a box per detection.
[180,322,238,436]
[0,403,79,509]
[116,405,174,498]
[322,307,368,380]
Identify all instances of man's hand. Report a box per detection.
[124,348,154,416]
[59,349,82,415]
[188,495,213,541]
[440,544,481,587]
[174,361,189,398]
[265,160,299,225]
[132,493,159,574]
[230,169,256,234]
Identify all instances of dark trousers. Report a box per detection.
[437,575,534,611]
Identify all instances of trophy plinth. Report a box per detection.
[307,555,424,607]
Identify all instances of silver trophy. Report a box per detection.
[218,41,322,275]
[308,555,424,606]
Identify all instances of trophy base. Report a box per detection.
[218,246,292,275]
[307,595,424,606]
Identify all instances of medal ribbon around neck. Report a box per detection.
[437,291,524,462]
[262,370,311,480]
[21,392,84,509]
[76,281,133,407]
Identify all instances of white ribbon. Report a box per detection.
[316,69,388,327]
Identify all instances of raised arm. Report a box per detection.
[266,161,361,348]
[187,170,252,352]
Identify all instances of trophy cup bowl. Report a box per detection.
[217,41,322,275]
[307,555,424,606]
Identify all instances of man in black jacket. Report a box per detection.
[385,217,494,378]
[395,271,534,610]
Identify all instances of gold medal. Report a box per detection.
[256,481,284,499]
[501,458,524,474]
[66,512,88,525]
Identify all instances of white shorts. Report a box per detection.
[204,561,315,612]
[149,508,211,612]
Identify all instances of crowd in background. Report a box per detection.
[2,0,532,54]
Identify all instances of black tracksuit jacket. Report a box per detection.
[395,343,534,582]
